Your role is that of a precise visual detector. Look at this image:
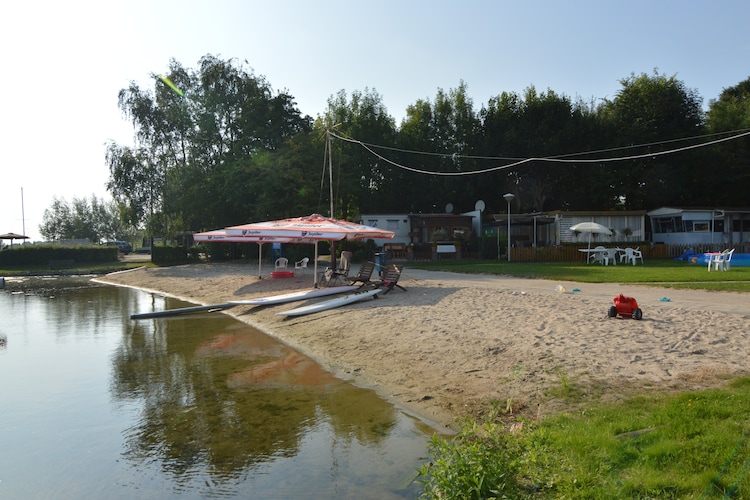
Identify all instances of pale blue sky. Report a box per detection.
[2,0,748,241]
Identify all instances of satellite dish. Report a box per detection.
[445,203,454,214]
[475,200,485,212]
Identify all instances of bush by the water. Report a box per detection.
[0,244,117,266]
[151,245,192,265]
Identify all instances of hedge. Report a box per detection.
[0,244,117,266]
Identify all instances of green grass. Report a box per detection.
[420,378,750,499]
[408,258,750,292]
[0,260,153,276]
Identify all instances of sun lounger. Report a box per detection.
[345,261,377,287]
[372,264,406,294]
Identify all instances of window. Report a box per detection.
[653,216,683,233]
[386,219,400,231]
[692,221,710,232]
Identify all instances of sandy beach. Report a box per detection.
[95,262,750,429]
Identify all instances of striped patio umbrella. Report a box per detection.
[208,214,395,285]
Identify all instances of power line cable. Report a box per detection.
[330,129,750,176]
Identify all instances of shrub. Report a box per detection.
[152,245,189,265]
[417,413,520,499]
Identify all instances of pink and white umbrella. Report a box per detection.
[223,214,395,285]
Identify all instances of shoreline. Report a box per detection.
[93,261,750,429]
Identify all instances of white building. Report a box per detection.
[647,207,750,247]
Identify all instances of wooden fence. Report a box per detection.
[508,244,669,263]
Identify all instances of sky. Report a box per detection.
[2,0,749,242]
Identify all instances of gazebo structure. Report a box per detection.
[0,232,29,247]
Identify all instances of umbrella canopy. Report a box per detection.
[195,215,395,285]
[224,214,395,286]
[225,213,395,241]
[569,222,612,251]
[0,232,29,247]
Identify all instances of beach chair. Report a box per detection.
[321,251,353,286]
[373,264,407,294]
[344,261,376,287]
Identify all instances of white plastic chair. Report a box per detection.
[724,249,735,271]
[294,257,309,274]
[603,248,618,266]
[707,250,725,272]
[589,246,606,264]
[274,257,288,271]
[631,248,644,265]
[619,247,634,264]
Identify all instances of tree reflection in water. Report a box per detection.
[111,297,412,484]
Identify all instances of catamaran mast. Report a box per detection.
[327,128,337,270]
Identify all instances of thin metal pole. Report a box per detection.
[21,187,26,242]
[507,200,512,262]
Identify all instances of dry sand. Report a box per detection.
[95,262,750,429]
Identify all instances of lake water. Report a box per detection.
[0,277,435,499]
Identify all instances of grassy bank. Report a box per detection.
[0,260,153,277]
[418,378,750,498]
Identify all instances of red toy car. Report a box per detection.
[608,294,643,320]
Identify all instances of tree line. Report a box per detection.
[92,55,749,243]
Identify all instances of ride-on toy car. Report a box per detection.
[608,294,643,320]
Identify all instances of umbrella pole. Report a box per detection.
[258,243,263,278]
[313,242,320,288]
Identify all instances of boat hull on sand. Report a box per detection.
[277,288,383,317]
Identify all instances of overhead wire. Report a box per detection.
[329,128,750,177]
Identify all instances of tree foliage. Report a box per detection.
[39,195,135,243]
[705,77,750,205]
[104,56,748,239]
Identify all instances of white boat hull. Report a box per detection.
[228,285,358,306]
[277,288,383,317]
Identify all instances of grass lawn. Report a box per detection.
[408,258,750,292]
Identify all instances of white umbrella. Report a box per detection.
[222,214,395,286]
[569,222,612,252]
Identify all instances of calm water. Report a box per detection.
[0,277,435,499]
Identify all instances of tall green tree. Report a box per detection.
[107,55,312,238]
[706,77,750,205]
[322,88,397,219]
[599,71,705,209]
